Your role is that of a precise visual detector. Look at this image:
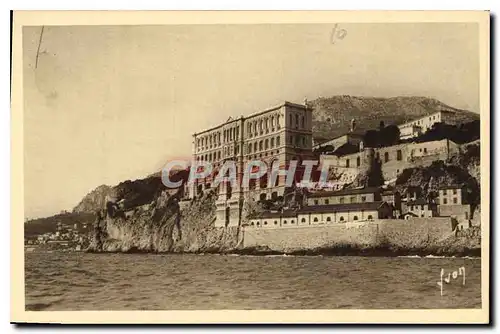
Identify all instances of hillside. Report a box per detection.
[73,185,114,213]
[309,96,479,142]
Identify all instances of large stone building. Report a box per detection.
[190,101,314,227]
[398,110,457,140]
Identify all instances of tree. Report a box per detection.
[363,129,379,148]
[380,125,400,146]
[367,158,384,187]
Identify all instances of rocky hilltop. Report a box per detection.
[309,96,479,142]
[73,185,113,213]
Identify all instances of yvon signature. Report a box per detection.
[437,267,466,296]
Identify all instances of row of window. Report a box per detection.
[442,189,458,195]
[312,195,368,205]
[250,214,374,226]
[196,145,241,162]
[196,126,241,151]
[247,136,281,154]
[441,197,459,205]
[405,114,439,128]
[247,115,281,138]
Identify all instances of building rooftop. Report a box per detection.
[298,201,388,214]
[308,187,381,198]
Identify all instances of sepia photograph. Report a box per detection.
[11,10,490,324]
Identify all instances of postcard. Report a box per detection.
[11,10,490,324]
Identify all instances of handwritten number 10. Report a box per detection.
[437,267,466,296]
[331,24,347,44]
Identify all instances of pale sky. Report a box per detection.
[23,23,479,218]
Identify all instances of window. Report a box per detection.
[264,221,267,225]
[301,218,306,223]
[283,220,287,225]
[314,200,319,205]
[361,196,366,202]
[274,221,278,225]
[254,142,257,152]
[465,212,468,220]
[276,136,280,146]
[424,148,427,154]
[256,222,260,226]
[251,222,254,226]
[339,197,345,204]
[313,217,319,222]
[248,144,252,154]
[270,138,275,148]
[326,217,331,222]
[443,189,447,195]
[325,199,329,205]
[384,152,389,162]
[367,215,373,220]
[265,139,269,150]
[356,156,361,167]
[453,198,457,204]
[295,114,299,127]
[397,150,402,161]
[453,189,457,195]
[301,116,305,128]
[421,205,424,210]
[353,216,358,221]
[291,220,295,224]
[339,216,345,222]
[443,198,447,204]
[346,159,350,168]
[259,141,263,151]
[350,196,356,203]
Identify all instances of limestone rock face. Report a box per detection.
[73,185,114,213]
[88,189,240,253]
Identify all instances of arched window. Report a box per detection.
[301,218,306,223]
[259,141,263,151]
[291,220,295,224]
[283,220,287,225]
[339,216,345,222]
[313,217,319,222]
[276,136,281,146]
[265,139,269,150]
[274,220,278,225]
[263,221,268,225]
[257,222,260,226]
[353,216,358,221]
[326,217,331,222]
[271,116,275,128]
[251,222,254,226]
[367,215,373,220]
[271,137,275,148]
[248,144,252,154]
[301,116,305,128]
[254,142,258,152]
[295,114,299,126]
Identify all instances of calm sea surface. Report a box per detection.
[25,252,481,310]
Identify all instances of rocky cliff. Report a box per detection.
[88,189,240,253]
[73,185,113,213]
